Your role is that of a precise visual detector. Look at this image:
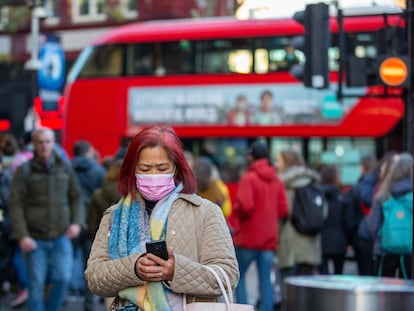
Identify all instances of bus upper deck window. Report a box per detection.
[79,45,123,78]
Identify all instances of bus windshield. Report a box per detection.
[67,46,94,83]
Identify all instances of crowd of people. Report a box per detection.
[0,126,412,311]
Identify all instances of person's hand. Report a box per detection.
[20,236,37,253]
[66,224,81,239]
[135,247,175,282]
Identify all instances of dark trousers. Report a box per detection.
[354,237,374,276]
[374,253,412,279]
[320,254,345,275]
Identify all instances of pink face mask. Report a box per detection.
[135,172,176,201]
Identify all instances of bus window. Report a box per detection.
[127,43,165,76]
[228,49,252,74]
[67,46,94,82]
[197,38,255,74]
[127,41,195,76]
[198,40,231,73]
[79,44,124,78]
[124,35,349,76]
[177,40,195,74]
[129,44,156,75]
[254,49,269,73]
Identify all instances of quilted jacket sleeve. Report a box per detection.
[84,206,144,297]
[167,198,239,297]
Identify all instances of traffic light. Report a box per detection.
[290,3,330,89]
[376,26,409,87]
[346,26,409,87]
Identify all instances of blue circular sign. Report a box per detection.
[38,42,66,91]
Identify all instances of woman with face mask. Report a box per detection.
[85,126,239,311]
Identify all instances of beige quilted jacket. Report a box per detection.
[85,193,239,304]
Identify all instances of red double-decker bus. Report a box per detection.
[63,13,405,186]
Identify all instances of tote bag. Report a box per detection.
[183,265,254,311]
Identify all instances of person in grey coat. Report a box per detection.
[275,149,327,301]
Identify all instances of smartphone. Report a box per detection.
[145,240,168,260]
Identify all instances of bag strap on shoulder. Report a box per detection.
[21,161,31,195]
[22,160,31,180]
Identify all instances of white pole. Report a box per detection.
[25,6,46,70]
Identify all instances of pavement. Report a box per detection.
[0,292,106,311]
[0,259,358,311]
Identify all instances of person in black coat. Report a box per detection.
[71,140,106,311]
[319,165,348,275]
[344,154,377,275]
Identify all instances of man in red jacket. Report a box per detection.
[232,141,288,311]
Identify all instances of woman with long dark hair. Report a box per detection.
[365,152,412,279]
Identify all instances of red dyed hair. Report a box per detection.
[118,126,196,198]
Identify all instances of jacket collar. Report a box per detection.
[178,193,203,206]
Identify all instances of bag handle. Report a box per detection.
[183,265,233,311]
[210,265,234,304]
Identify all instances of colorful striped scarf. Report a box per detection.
[108,184,183,311]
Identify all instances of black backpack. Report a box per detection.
[291,183,326,236]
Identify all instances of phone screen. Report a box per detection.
[145,240,168,260]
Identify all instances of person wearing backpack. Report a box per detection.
[8,127,85,311]
[356,151,399,276]
[275,149,327,299]
[365,152,412,279]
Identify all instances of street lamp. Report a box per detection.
[24,5,47,70]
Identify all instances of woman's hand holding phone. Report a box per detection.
[135,242,175,282]
[146,240,168,260]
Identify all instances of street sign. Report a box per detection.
[379,56,408,87]
[38,40,65,91]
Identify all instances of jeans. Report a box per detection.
[70,243,86,292]
[12,245,28,289]
[71,230,95,311]
[235,247,274,311]
[24,236,73,311]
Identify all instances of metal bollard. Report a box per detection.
[283,275,414,311]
